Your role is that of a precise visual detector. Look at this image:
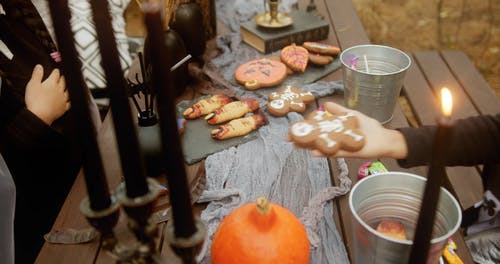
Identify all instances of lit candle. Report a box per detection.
[48,0,111,210]
[142,2,196,238]
[88,0,149,199]
[409,88,454,263]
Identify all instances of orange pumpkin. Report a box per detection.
[211,197,310,264]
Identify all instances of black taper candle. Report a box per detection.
[89,0,149,198]
[409,88,454,264]
[48,0,111,210]
[142,2,196,238]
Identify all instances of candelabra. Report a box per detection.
[80,178,206,263]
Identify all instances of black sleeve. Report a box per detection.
[397,114,500,167]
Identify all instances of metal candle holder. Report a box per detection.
[81,178,204,263]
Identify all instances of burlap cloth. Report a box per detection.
[195,1,351,263]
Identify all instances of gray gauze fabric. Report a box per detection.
[197,37,350,264]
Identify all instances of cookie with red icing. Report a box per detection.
[267,85,315,116]
[289,110,365,155]
[235,58,287,90]
[280,44,309,72]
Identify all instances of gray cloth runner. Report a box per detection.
[196,30,351,264]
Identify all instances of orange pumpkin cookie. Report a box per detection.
[234,58,287,90]
[303,42,340,56]
[289,110,365,155]
[210,114,266,140]
[182,94,232,119]
[269,56,294,75]
[267,85,315,116]
[205,98,260,125]
[280,44,309,72]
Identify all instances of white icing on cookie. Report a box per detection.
[292,122,314,137]
[270,99,285,109]
[338,112,355,121]
[318,120,344,133]
[290,101,304,107]
[319,133,337,148]
[313,111,326,121]
[344,129,364,141]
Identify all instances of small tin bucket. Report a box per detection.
[340,45,411,124]
[349,172,462,264]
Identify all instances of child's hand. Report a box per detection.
[288,102,408,159]
[25,64,71,125]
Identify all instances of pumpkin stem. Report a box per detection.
[256,196,271,216]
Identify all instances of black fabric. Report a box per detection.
[397,114,500,167]
[397,114,500,198]
[1,0,58,55]
[0,6,82,263]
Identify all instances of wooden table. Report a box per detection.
[37,0,498,263]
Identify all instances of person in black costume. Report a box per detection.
[0,1,99,262]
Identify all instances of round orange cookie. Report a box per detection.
[235,58,287,90]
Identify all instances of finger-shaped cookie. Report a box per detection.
[211,114,266,140]
[303,42,340,56]
[267,85,315,116]
[183,94,232,119]
[205,98,260,125]
[289,110,365,155]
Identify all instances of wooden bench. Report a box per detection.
[319,0,498,263]
[403,50,499,211]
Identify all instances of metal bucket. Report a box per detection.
[349,172,462,264]
[340,45,411,124]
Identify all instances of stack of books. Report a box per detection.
[240,10,330,54]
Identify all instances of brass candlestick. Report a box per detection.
[255,0,293,28]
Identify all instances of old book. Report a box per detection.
[240,10,330,54]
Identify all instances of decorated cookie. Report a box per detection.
[267,85,315,116]
[211,114,266,140]
[269,56,294,75]
[302,42,340,56]
[235,58,287,90]
[289,110,365,155]
[280,44,309,72]
[183,94,232,119]
[308,53,334,65]
[205,98,260,125]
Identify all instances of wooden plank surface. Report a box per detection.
[410,51,484,210]
[441,50,500,115]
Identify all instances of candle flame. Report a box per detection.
[440,87,453,117]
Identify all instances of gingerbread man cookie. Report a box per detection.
[289,110,365,155]
[267,85,315,116]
